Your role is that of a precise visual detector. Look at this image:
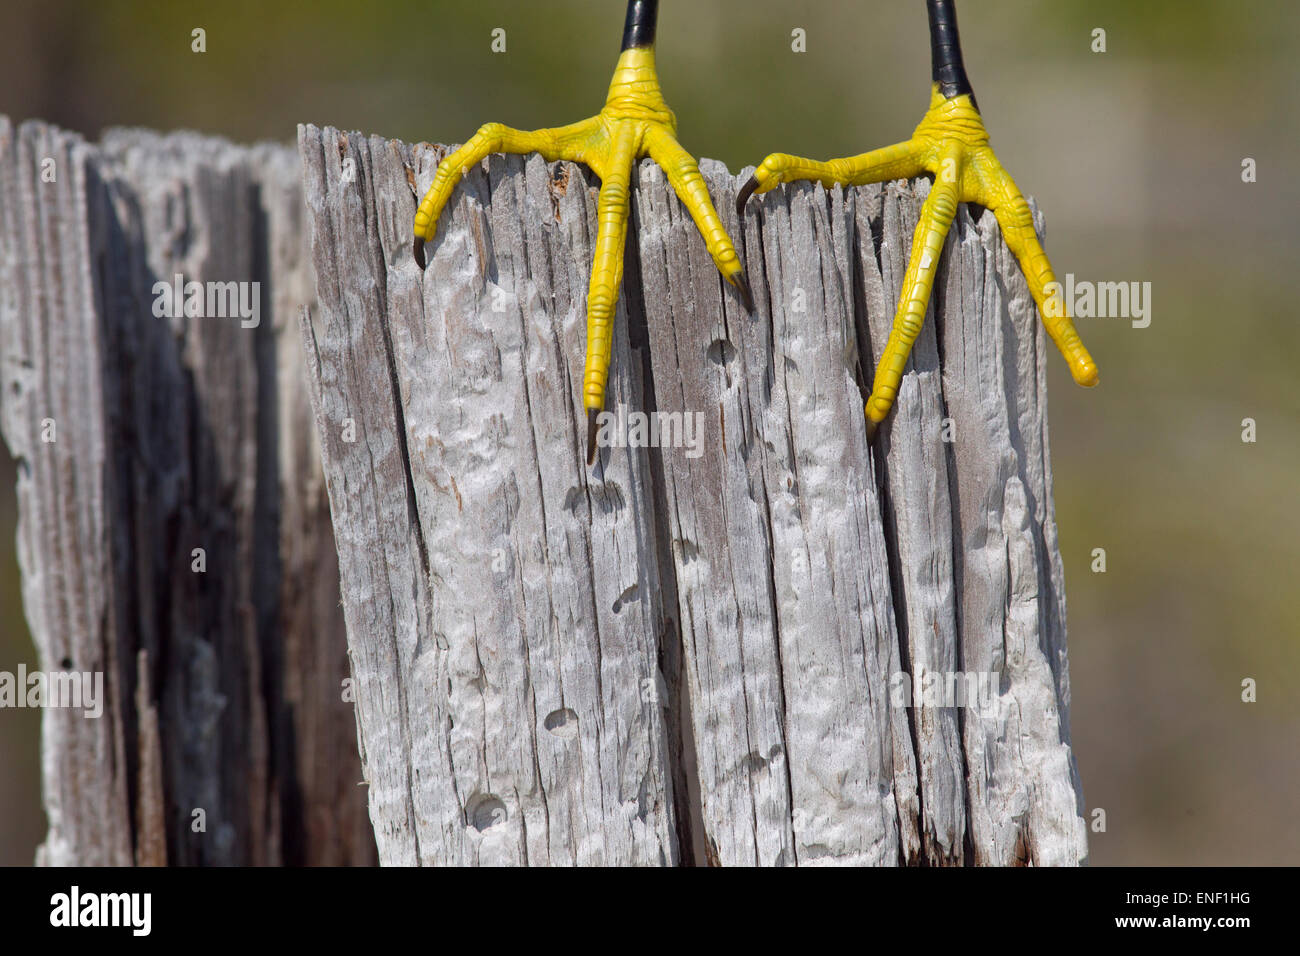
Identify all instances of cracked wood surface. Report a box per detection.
[300,123,1088,866]
[0,118,374,865]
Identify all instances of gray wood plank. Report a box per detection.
[633,161,1086,866]
[297,126,679,865]
[0,117,373,866]
[250,122,1081,867]
[934,194,1088,865]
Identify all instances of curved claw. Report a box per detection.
[736,174,761,218]
[413,236,427,271]
[731,270,755,314]
[586,408,601,467]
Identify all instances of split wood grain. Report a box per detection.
[297,123,1087,866]
[0,118,374,866]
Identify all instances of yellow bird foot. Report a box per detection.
[738,1,1098,437]
[413,2,750,467]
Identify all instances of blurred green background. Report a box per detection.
[1,0,1296,865]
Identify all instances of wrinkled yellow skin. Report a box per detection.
[749,85,1098,433]
[413,46,747,436]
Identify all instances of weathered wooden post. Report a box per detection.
[0,112,1087,866]
[0,118,374,865]
[298,124,1088,866]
